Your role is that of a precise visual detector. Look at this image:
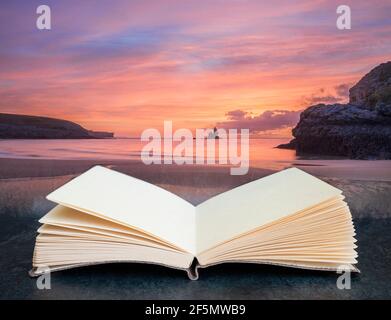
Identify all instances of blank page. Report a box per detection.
[46,166,196,254]
[195,168,342,254]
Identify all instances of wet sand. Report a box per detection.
[2,157,391,180]
[1,157,391,217]
[291,159,391,181]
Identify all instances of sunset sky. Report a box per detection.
[0,0,390,137]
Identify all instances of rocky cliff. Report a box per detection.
[278,62,391,159]
[0,113,114,139]
[349,62,391,109]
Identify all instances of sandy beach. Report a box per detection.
[1,157,391,219]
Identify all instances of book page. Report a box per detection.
[195,168,342,254]
[46,166,197,254]
[40,205,185,251]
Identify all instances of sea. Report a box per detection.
[0,138,297,170]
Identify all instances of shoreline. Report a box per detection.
[1,157,391,181]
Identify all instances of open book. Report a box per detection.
[30,166,358,279]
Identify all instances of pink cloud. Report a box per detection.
[217,109,302,133]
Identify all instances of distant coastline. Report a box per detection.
[0,113,114,139]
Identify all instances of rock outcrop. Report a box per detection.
[277,61,391,159]
[87,130,115,139]
[0,113,114,139]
